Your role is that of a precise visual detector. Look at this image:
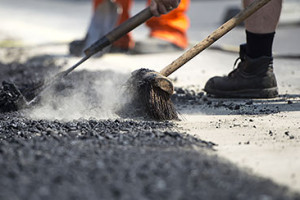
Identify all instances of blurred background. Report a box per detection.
[1,0,299,51]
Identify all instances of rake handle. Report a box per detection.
[160,0,271,77]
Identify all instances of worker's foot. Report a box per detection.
[204,44,278,98]
[132,37,184,54]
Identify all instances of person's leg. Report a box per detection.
[93,0,103,11]
[112,0,135,50]
[69,0,133,57]
[244,0,282,58]
[145,0,190,50]
[92,0,134,50]
[245,0,282,33]
[132,0,189,54]
[204,0,282,98]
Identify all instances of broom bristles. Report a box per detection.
[143,83,178,120]
[126,68,178,120]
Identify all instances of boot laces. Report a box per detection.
[228,57,242,77]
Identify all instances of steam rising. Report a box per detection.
[27,70,130,121]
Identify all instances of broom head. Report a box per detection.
[125,68,178,120]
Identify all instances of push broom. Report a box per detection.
[127,0,272,120]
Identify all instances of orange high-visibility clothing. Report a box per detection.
[145,0,189,49]
[93,0,189,49]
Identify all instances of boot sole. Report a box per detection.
[205,87,278,98]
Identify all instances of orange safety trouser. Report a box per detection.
[93,0,189,49]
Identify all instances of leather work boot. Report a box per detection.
[204,44,278,98]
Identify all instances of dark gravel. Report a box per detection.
[172,86,300,115]
[0,56,300,200]
[1,113,299,200]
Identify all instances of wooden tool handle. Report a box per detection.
[105,7,152,42]
[84,7,153,56]
[160,0,271,77]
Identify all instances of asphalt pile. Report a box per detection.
[1,112,299,200]
[1,57,299,200]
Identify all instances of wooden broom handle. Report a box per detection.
[160,0,271,77]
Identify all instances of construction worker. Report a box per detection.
[69,0,190,56]
[151,0,282,98]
